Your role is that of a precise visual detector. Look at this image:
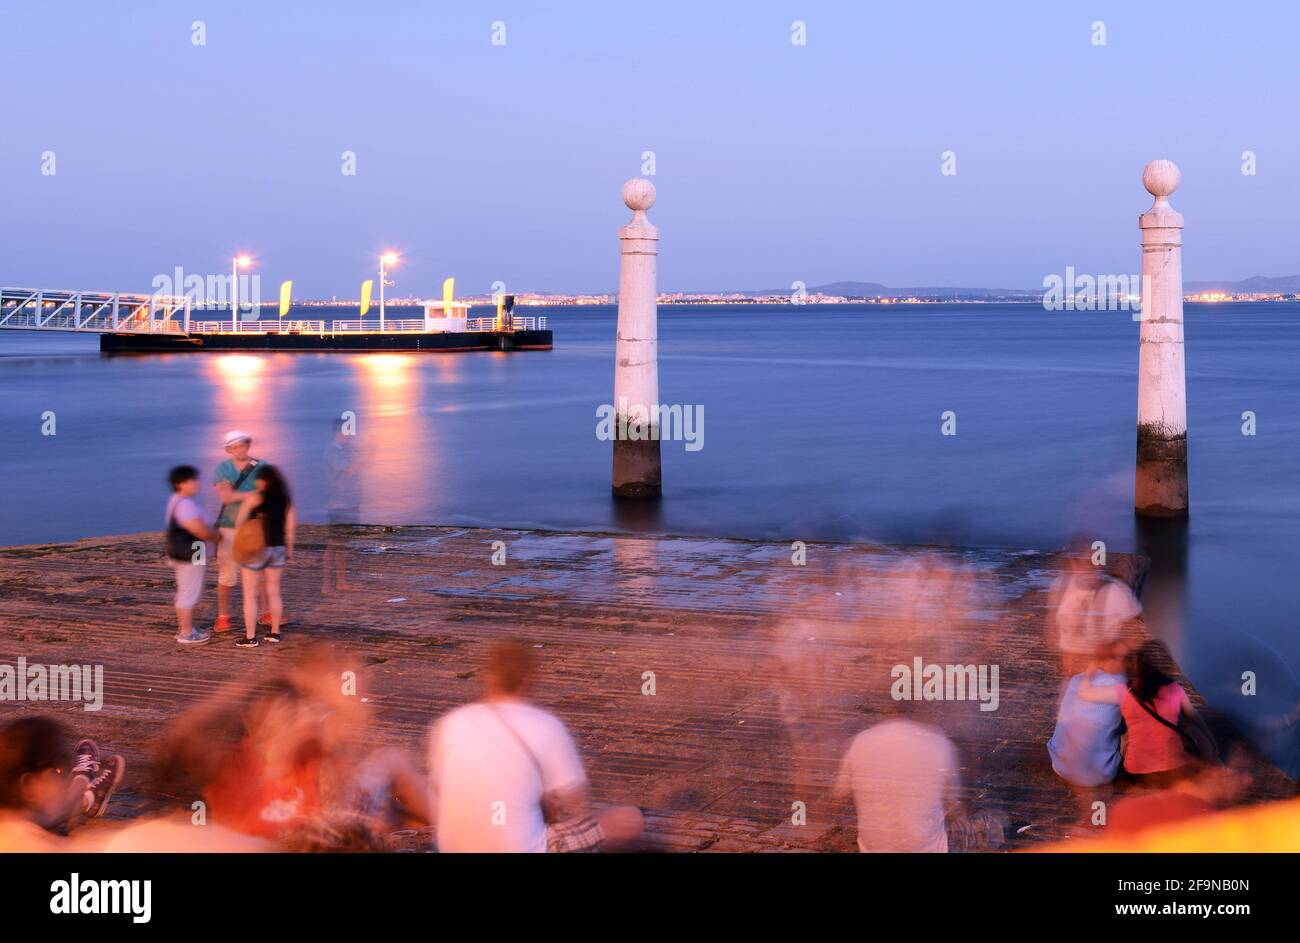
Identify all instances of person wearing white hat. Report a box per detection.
[211,430,262,633]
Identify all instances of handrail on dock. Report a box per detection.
[2,288,548,337]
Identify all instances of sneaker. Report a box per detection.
[84,755,125,819]
[72,739,100,779]
[262,632,282,644]
[177,630,212,645]
[213,614,232,633]
[234,635,259,649]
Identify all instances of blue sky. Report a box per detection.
[1,1,1296,296]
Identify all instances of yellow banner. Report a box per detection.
[278,280,292,317]
[360,279,373,317]
[443,277,455,315]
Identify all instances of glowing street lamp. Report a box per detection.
[379,252,398,331]
[232,255,252,333]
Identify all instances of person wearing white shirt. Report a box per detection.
[427,640,643,853]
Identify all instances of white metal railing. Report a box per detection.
[465,316,547,332]
[193,320,327,334]
[266,320,326,333]
[330,319,428,333]
[1,289,551,337]
[1,287,190,335]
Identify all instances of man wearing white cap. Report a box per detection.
[212,430,262,633]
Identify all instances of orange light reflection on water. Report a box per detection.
[205,354,293,478]
[350,354,437,521]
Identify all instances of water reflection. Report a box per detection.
[1134,517,1189,662]
[350,354,436,522]
[205,354,294,478]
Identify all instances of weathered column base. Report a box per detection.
[612,437,662,498]
[1135,425,1188,517]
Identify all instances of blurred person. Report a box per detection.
[1049,553,1141,676]
[105,664,347,851]
[322,417,362,594]
[344,746,431,835]
[212,430,263,633]
[165,464,219,644]
[0,718,123,851]
[1076,640,1218,787]
[1107,758,1250,836]
[232,463,295,648]
[427,639,643,853]
[1048,641,1128,808]
[833,711,961,852]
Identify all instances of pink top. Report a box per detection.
[1120,683,1191,774]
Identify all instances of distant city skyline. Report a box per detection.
[2,2,1297,297]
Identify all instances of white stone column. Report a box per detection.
[612,178,661,497]
[1136,159,1188,517]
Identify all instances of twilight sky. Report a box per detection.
[1,1,1296,297]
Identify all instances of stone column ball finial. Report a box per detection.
[1143,159,1180,203]
[622,178,656,214]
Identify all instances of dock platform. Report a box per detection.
[0,526,1291,851]
[98,328,553,354]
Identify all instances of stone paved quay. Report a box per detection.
[0,525,1292,851]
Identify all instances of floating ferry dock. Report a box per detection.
[0,287,552,353]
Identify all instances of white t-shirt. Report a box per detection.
[428,699,587,853]
[836,718,960,853]
[166,495,204,529]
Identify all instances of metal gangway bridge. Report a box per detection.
[0,287,546,336]
[0,287,193,335]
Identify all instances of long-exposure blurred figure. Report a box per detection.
[1048,641,1128,817]
[1107,758,1249,836]
[343,747,432,846]
[833,713,963,853]
[322,417,362,594]
[0,718,123,851]
[427,639,643,852]
[1076,640,1218,787]
[1049,554,1141,676]
[106,651,363,851]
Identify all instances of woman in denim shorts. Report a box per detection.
[233,464,295,649]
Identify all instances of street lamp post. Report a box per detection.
[379,252,398,331]
[231,255,251,333]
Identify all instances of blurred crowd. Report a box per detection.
[3,429,1297,853]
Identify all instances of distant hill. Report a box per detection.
[742,281,1038,300]
[801,280,890,296]
[734,275,1300,299]
[1185,275,1300,293]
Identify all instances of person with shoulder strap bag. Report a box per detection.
[427,641,643,853]
[1131,688,1219,765]
[212,430,262,633]
[163,465,219,644]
